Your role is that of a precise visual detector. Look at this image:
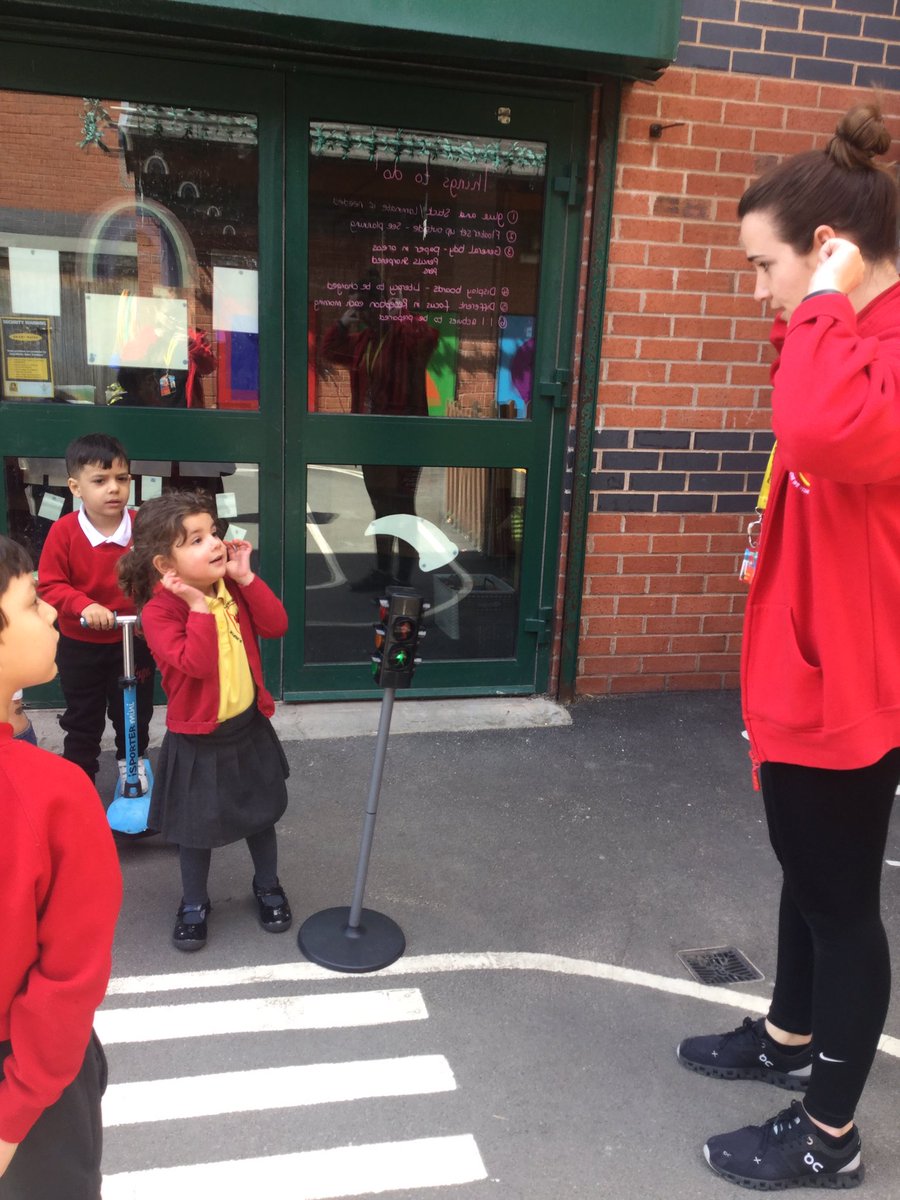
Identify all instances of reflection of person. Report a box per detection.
[114,328,216,409]
[0,535,121,1199]
[678,104,900,1190]
[37,434,154,791]
[321,289,438,590]
[119,493,292,952]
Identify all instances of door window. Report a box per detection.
[0,91,260,411]
[307,123,546,419]
[5,456,259,564]
[305,463,526,664]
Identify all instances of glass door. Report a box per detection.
[0,43,284,702]
[284,73,588,698]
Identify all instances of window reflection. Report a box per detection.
[308,123,545,419]
[4,457,259,563]
[305,464,525,663]
[0,92,259,410]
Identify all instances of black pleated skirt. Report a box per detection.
[149,704,289,848]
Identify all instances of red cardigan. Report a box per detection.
[38,511,137,644]
[742,283,900,770]
[0,727,121,1143]
[140,575,287,733]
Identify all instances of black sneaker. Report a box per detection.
[704,1100,863,1190]
[677,1016,812,1091]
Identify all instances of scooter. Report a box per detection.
[82,613,155,835]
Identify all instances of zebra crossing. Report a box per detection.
[97,975,488,1199]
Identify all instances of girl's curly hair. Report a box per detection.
[118,491,219,609]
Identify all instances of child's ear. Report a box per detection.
[152,553,172,576]
[67,477,81,498]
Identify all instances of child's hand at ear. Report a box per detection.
[160,569,209,612]
[225,539,255,586]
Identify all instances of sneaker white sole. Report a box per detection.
[703,1144,864,1190]
[677,1043,811,1091]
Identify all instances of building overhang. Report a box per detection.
[5,0,683,81]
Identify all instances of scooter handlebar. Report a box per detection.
[79,613,140,629]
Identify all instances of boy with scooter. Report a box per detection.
[0,534,121,1199]
[38,433,154,794]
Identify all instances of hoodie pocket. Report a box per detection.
[745,603,823,731]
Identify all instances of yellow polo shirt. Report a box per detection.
[205,579,255,722]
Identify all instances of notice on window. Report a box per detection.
[1,316,54,399]
[9,247,61,316]
[213,267,258,334]
[84,294,189,369]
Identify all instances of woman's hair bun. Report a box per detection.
[828,102,892,169]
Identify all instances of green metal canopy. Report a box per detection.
[11,0,682,80]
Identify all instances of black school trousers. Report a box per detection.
[57,632,155,783]
[0,1032,107,1200]
[761,747,900,1127]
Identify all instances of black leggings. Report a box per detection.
[179,826,279,905]
[761,747,900,1127]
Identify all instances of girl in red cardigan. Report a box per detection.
[119,492,292,952]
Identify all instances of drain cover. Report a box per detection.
[677,946,764,986]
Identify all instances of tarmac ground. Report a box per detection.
[31,690,900,1197]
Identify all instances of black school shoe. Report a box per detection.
[172,901,211,951]
[252,879,292,932]
[704,1100,863,1190]
[677,1016,812,1091]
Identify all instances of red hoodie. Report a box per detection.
[742,283,900,770]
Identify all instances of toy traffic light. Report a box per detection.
[372,588,425,689]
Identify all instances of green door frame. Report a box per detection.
[282,68,590,699]
[0,41,286,697]
[1,36,592,704]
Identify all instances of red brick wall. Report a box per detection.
[575,66,900,696]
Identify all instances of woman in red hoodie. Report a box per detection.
[677,104,900,1191]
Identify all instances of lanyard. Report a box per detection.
[756,444,777,512]
[363,335,386,375]
[740,443,776,586]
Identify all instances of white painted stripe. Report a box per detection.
[104,1054,455,1126]
[95,987,427,1045]
[102,1133,487,1200]
[104,951,900,1061]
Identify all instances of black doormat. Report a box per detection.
[676,946,764,986]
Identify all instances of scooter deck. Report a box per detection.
[107,760,155,835]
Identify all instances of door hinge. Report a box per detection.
[525,606,554,645]
[539,368,571,410]
[552,167,584,208]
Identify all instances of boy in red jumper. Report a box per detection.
[38,433,154,789]
[0,534,122,1198]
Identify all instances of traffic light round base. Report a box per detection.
[297,906,406,973]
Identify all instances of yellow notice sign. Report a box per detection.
[1,317,54,399]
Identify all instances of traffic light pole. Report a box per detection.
[298,588,425,972]
[297,685,405,972]
[347,684,395,930]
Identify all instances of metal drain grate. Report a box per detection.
[677,946,764,986]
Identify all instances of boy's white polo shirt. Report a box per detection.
[77,507,132,548]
